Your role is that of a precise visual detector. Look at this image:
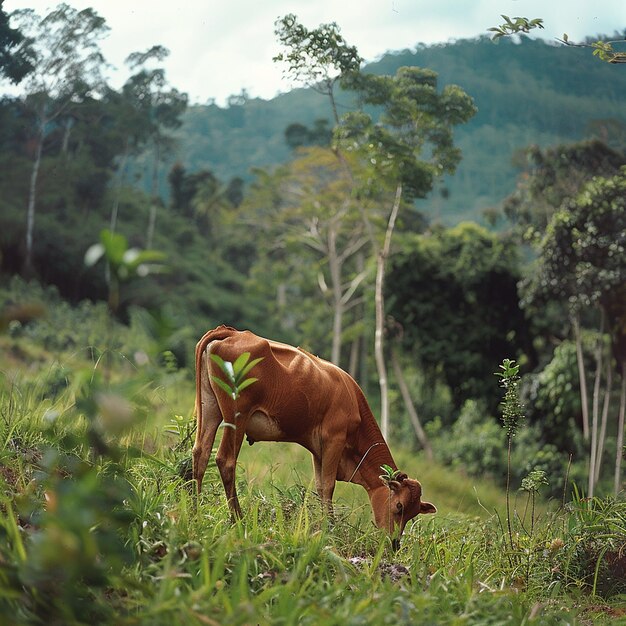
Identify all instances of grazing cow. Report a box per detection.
[192,325,436,545]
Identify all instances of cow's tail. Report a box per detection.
[192,325,238,491]
[194,325,239,414]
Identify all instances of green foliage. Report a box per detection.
[489,14,626,65]
[427,400,506,478]
[526,338,587,452]
[496,358,524,439]
[388,222,531,411]
[504,140,626,243]
[563,489,626,597]
[1,298,626,623]
[85,228,167,313]
[527,171,626,315]
[488,15,544,39]
[210,352,263,401]
[337,65,476,203]
[0,2,32,83]
[378,464,402,483]
[273,13,362,97]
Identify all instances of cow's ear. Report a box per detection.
[420,501,437,514]
[388,480,402,492]
[396,473,408,482]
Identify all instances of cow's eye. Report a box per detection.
[396,502,404,513]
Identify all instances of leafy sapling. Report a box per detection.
[379,464,402,483]
[209,353,263,430]
[495,358,525,550]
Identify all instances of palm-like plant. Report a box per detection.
[84,229,166,313]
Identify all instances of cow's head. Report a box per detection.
[370,472,436,548]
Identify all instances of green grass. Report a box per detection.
[1,331,626,625]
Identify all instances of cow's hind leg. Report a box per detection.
[215,417,247,520]
[192,351,223,493]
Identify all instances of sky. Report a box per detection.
[3,0,626,106]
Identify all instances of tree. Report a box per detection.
[274,13,362,125]
[285,119,332,150]
[336,67,476,436]
[504,140,626,243]
[105,49,174,234]
[489,15,626,63]
[527,172,626,496]
[274,16,475,437]
[0,0,32,84]
[387,222,531,413]
[239,147,370,366]
[506,140,626,449]
[9,4,109,275]
[124,46,188,247]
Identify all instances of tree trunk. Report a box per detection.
[110,140,130,233]
[24,126,44,276]
[147,138,161,248]
[594,352,612,484]
[588,309,605,497]
[572,313,590,440]
[375,183,403,440]
[328,226,343,366]
[614,362,626,496]
[390,345,433,459]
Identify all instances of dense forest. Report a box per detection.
[1,4,626,623]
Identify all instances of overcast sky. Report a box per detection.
[4,1,626,106]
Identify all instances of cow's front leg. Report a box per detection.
[215,420,246,520]
[312,455,332,515]
[317,431,347,519]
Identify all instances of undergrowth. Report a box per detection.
[0,314,626,624]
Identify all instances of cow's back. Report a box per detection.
[207,331,361,443]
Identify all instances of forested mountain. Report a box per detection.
[162,35,626,223]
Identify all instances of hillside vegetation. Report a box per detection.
[168,36,626,222]
[2,285,626,624]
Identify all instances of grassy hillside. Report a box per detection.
[2,285,626,624]
[160,36,626,225]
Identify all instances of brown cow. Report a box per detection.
[192,325,436,545]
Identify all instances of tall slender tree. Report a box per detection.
[9,4,109,275]
[123,46,187,247]
[336,68,476,436]
[274,16,475,438]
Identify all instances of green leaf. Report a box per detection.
[211,375,235,398]
[210,353,228,374]
[100,229,128,265]
[232,352,252,377]
[236,377,258,393]
[238,357,264,380]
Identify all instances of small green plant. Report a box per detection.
[209,352,263,402]
[520,469,548,536]
[379,464,402,483]
[84,229,166,314]
[495,358,525,551]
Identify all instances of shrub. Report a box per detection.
[427,399,506,479]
